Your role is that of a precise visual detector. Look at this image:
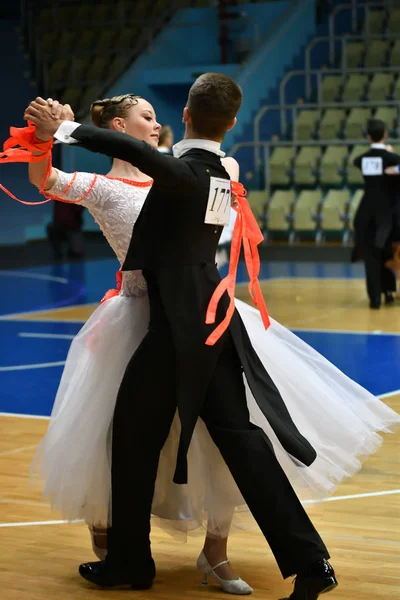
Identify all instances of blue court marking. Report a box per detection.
[0,259,398,417]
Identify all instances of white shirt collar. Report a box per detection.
[370,143,387,150]
[173,139,225,158]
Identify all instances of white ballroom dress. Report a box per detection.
[33,169,400,537]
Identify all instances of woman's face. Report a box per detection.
[112,99,161,148]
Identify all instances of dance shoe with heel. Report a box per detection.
[197,551,253,595]
[280,560,338,599]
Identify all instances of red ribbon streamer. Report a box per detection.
[205,181,270,346]
[100,268,122,303]
[0,122,54,204]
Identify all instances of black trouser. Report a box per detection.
[107,324,328,579]
[363,219,396,303]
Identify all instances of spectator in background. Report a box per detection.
[158,125,173,154]
[47,201,84,260]
[352,119,400,308]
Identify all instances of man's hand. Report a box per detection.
[24,97,74,141]
[385,166,399,175]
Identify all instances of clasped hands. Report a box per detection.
[24,97,74,142]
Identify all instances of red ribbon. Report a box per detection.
[100,268,122,303]
[205,181,270,346]
[0,122,54,204]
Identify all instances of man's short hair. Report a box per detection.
[188,73,243,139]
[367,119,386,143]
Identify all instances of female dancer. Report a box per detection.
[20,94,400,593]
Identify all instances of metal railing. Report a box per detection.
[279,67,400,132]
[228,137,399,198]
[254,99,400,170]
[328,1,399,63]
[304,33,400,98]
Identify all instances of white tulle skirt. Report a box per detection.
[32,293,400,537]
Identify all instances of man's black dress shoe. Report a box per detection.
[384,292,395,305]
[79,559,155,589]
[280,560,338,599]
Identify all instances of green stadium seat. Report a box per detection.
[374,107,398,130]
[247,190,269,226]
[345,108,371,139]
[319,109,346,140]
[61,87,82,107]
[294,147,322,185]
[320,189,351,232]
[294,110,319,140]
[86,56,109,82]
[368,73,394,101]
[347,145,368,185]
[364,9,386,34]
[388,8,400,33]
[392,77,400,100]
[344,42,365,68]
[74,29,96,52]
[391,39,400,66]
[293,190,323,233]
[342,74,368,102]
[320,146,348,185]
[267,190,296,232]
[321,75,342,103]
[48,58,69,84]
[269,147,296,186]
[365,40,389,68]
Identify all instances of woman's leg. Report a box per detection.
[202,510,242,581]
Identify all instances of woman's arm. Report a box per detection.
[28,129,58,190]
[221,156,240,182]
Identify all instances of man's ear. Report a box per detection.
[226,117,237,132]
[182,106,190,124]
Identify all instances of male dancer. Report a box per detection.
[25,74,337,599]
[352,119,400,308]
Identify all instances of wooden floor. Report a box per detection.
[1,278,399,599]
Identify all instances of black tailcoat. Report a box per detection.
[68,126,316,483]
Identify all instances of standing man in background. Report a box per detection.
[352,119,400,308]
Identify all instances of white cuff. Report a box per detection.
[54,121,82,144]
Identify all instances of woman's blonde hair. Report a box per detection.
[90,94,141,129]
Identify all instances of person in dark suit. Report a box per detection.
[352,119,400,308]
[25,74,336,600]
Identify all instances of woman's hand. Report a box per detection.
[24,97,74,140]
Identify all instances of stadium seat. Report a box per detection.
[74,29,96,52]
[269,147,296,186]
[364,9,386,34]
[345,108,371,139]
[61,87,82,108]
[391,39,400,66]
[344,42,365,68]
[365,40,389,68]
[392,76,400,100]
[40,31,58,57]
[319,109,345,140]
[247,190,269,226]
[48,58,69,84]
[86,56,109,82]
[348,189,364,231]
[374,107,397,130]
[320,189,351,232]
[292,190,323,233]
[347,145,368,185]
[321,75,342,103]
[267,190,296,232]
[319,146,348,185]
[342,74,368,102]
[94,30,117,54]
[69,57,91,82]
[388,8,400,33]
[368,73,394,101]
[294,147,322,185]
[294,110,319,140]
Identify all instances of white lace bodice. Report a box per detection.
[49,170,151,296]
